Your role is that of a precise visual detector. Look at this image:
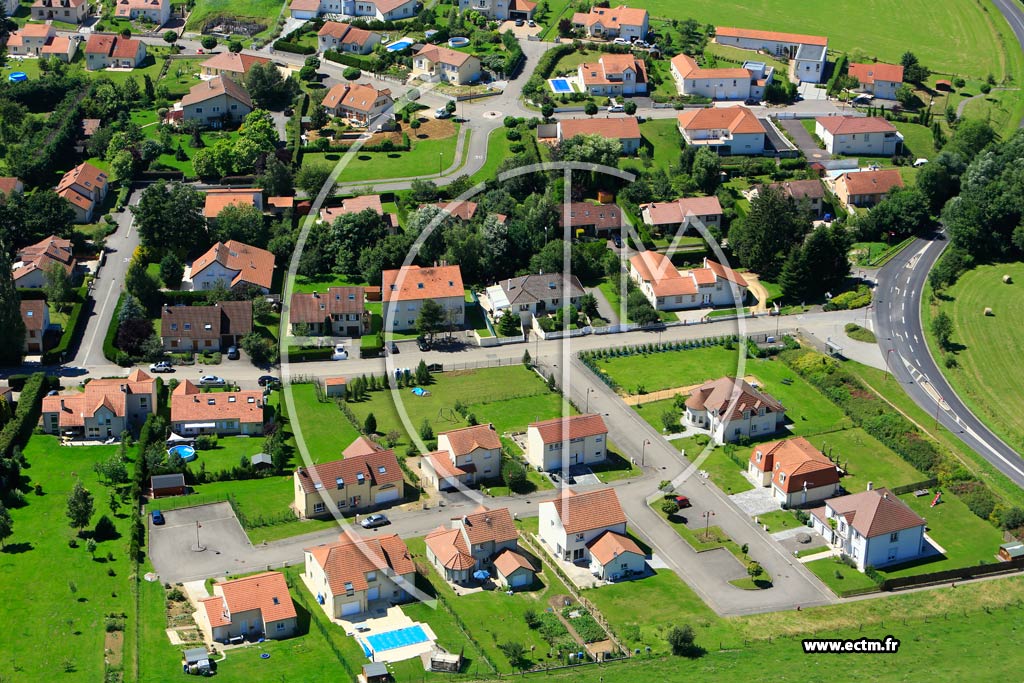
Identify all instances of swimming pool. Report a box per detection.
[549,78,572,93]
[385,38,414,52]
[168,445,197,463]
[448,36,470,48]
[8,72,27,83]
[363,625,429,653]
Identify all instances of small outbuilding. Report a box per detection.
[325,376,347,398]
[182,647,211,675]
[492,548,536,589]
[360,661,392,683]
[935,79,953,91]
[151,473,186,498]
[999,541,1024,562]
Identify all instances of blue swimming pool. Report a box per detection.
[168,445,197,463]
[8,72,27,83]
[385,38,414,52]
[549,78,572,93]
[363,625,429,654]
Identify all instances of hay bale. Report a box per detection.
[1003,274,1013,284]
[984,307,993,316]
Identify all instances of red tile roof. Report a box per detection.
[200,51,270,75]
[425,526,476,570]
[181,75,252,108]
[578,55,647,87]
[306,532,414,596]
[171,381,265,425]
[822,488,926,538]
[160,301,252,340]
[837,169,904,197]
[766,179,825,201]
[703,258,748,288]
[750,437,839,493]
[203,188,261,218]
[294,448,403,495]
[558,202,621,231]
[57,162,108,198]
[289,286,365,324]
[548,488,626,534]
[641,196,723,226]
[493,548,534,577]
[382,265,464,302]
[205,571,296,627]
[573,5,648,29]
[190,240,275,291]
[430,201,478,221]
[342,435,382,457]
[458,505,518,545]
[559,117,641,142]
[848,62,904,85]
[629,250,697,297]
[670,53,751,80]
[318,20,351,38]
[685,377,783,421]
[110,36,144,60]
[85,34,115,54]
[816,116,897,135]
[322,82,391,114]
[440,424,501,456]
[715,26,827,46]
[0,177,23,195]
[425,450,471,479]
[586,530,643,565]
[529,414,607,444]
[20,23,55,37]
[677,106,765,135]
[20,300,47,331]
[415,44,474,67]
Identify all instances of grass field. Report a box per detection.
[756,509,803,533]
[924,262,1024,453]
[643,0,1015,79]
[303,124,461,184]
[184,0,285,35]
[0,437,132,682]
[639,118,682,173]
[288,383,361,461]
[468,126,513,185]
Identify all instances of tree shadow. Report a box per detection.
[2,542,33,554]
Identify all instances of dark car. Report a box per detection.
[514,18,524,26]
[387,341,399,355]
[674,495,692,509]
[416,336,430,352]
[360,513,389,529]
[151,510,165,525]
[258,375,280,387]
[226,345,240,360]
[611,234,622,248]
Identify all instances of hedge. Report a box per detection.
[0,372,48,457]
[42,285,90,364]
[827,54,850,95]
[300,133,411,154]
[103,292,131,367]
[286,346,334,362]
[273,39,315,55]
[323,49,371,70]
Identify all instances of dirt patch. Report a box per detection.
[104,631,123,668]
[405,116,457,140]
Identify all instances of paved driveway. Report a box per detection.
[778,118,830,163]
[729,486,781,516]
[149,503,257,582]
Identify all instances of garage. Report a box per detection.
[341,601,361,617]
[510,572,531,587]
[367,586,379,601]
[374,487,400,504]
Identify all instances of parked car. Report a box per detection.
[331,344,349,361]
[613,37,630,45]
[528,19,536,27]
[360,513,389,529]
[434,107,451,119]
[514,18,524,26]
[913,158,929,167]
[46,389,59,396]
[416,336,430,352]
[674,495,692,509]
[149,361,174,373]
[387,341,399,355]
[226,345,240,360]
[607,104,625,113]
[151,510,165,525]
[199,375,226,387]
[258,375,280,387]
[611,234,622,248]
[634,40,648,48]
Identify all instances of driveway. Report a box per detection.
[778,118,830,163]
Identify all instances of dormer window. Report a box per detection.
[755,451,762,462]
[247,397,255,403]
[336,477,344,489]
[228,396,236,402]
[378,466,386,474]
[779,473,786,483]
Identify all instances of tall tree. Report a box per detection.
[212,203,267,246]
[0,242,25,365]
[552,133,621,167]
[690,146,722,194]
[131,181,206,257]
[258,156,293,197]
[43,261,72,313]
[727,187,811,279]
[66,481,95,533]
[0,502,12,549]
[416,299,446,341]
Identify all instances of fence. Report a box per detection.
[883,556,1024,591]
[472,330,525,347]
[890,478,940,496]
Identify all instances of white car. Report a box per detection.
[148,361,174,373]
[607,104,625,113]
[331,344,349,361]
[434,107,451,119]
[613,37,630,45]
[913,158,929,167]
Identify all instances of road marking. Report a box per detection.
[902,315,906,325]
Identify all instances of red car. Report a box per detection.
[675,495,691,509]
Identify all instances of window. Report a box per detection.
[575,533,584,541]
[367,571,376,581]
[313,502,325,514]
[889,531,899,543]
[195,107,203,113]
[276,622,285,632]
[778,473,786,484]
[183,323,191,331]
[755,451,762,462]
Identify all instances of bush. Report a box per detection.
[0,373,48,458]
[273,39,315,55]
[661,499,679,515]
[343,66,362,80]
[980,83,992,94]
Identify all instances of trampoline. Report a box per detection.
[363,625,429,654]
[168,444,197,462]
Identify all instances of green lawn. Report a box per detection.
[756,509,804,533]
[289,272,367,295]
[588,442,642,482]
[925,262,1024,453]
[638,118,682,173]
[705,42,789,73]
[804,557,881,595]
[467,126,513,185]
[467,391,573,438]
[894,121,939,160]
[303,124,461,183]
[820,427,927,491]
[191,435,272,473]
[0,436,133,682]
[288,383,361,462]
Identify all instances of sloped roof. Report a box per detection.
[766,179,824,201]
[703,258,748,288]
[415,44,473,67]
[715,26,827,46]
[343,435,384,457]
[629,250,697,297]
[837,169,904,197]
[459,505,518,545]
[289,286,365,324]
[203,188,261,218]
[547,488,626,534]
[0,177,23,195]
[676,106,766,135]
[493,548,534,578]
[750,437,839,493]
[306,532,414,596]
[823,488,926,538]
[294,449,403,495]
[161,301,253,340]
[181,75,253,108]
[381,265,464,302]
[670,53,750,80]
[685,377,783,421]
[190,240,275,291]
[641,196,723,226]
[497,273,585,307]
[529,414,607,444]
[559,116,641,142]
[586,530,644,565]
[816,116,897,135]
[171,381,264,425]
[848,62,904,85]
[558,202,621,230]
[200,52,270,75]
[318,20,351,38]
[322,82,391,114]
[209,571,297,626]
[57,162,108,196]
[20,300,47,331]
[573,4,648,29]
[425,526,476,570]
[440,423,501,456]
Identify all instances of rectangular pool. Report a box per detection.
[549,78,572,93]
[385,38,414,53]
[363,624,429,653]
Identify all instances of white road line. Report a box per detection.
[902,315,906,325]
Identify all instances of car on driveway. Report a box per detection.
[386,341,399,355]
[434,107,451,119]
[226,345,240,360]
[199,375,226,387]
[151,510,165,525]
[613,37,629,45]
[258,375,280,387]
[331,344,349,360]
[149,361,174,373]
[360,513,389,529]
[675,495,692,509]
[514,18,524,26]
[528,19,536,27]
[416,336,430,352]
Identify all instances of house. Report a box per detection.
[457,0,535,21]
[31,0,88,24]
[670,53,773,101]
[41,369,157,437]
[538,488,627,563]
[493,548,536,589]
[0,177,24,198]
[684,376,786,444]
[421,424,501,490]
[832,169,904,209]
[20,300,50,354]
[557,201,621,236]
[266,196,294,217]
[40,34,77,62]
[322,82,394,126]
[7,25,76,61]
[640,196,723,233]
[714,27,828,83]
[319,194,399,231]
[289,287,368,337]
[381,264,464,332]
[587,529,645,580]
[554,117,642,154]
[292,440,404,517]
[200,52,271,79]
[151,473,186,497]
[526,414,608,472]
[324,377,347,398]
[172,76,253,128]
[196,572,297,644]
[316,21,381,55]
[188,240,275,294]
[203,188,264,221]
[428,201,485,222]
[290,0,415,20]
[577,53,648,96]
[815,116,903,156]
[999,542,1024,562]
[629,253,748,312]
[748,437,840,507]
[84,34,148,71]
[114,0,171,25]
[424,505,528,585]
[303,531,415,618]
[761,179,826,218]
[571,4,649,41]
[484,273,585,324]
[411,45,481,85]
[676,106,767,155]
[810,486,928,571]
[288,0,322,19]
[56,162,109,223]
[12,235,76,289]
[170,379,266,436]
[160,300,253,353]
[848,62,904,101]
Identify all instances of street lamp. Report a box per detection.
[702,510,715,541]
[641,438,650,467]
[438,152,443,178]
[885,347,895,381]
[586,387,594,413]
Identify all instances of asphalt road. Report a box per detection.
[991,0,1024,127]
[874,234,1024,487]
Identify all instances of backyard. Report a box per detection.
[184,0,286,39]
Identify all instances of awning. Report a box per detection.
[183,422,216,429]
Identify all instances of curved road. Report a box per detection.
[992,0,1024,126]
[874,233,1024,487]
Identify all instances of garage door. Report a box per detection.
[375,489,400,504]
[367,586,379,601]
[511,573,531,587]
[341,601,360,616]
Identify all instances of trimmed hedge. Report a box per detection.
[286,346,334,362]
[300,132,411,154]
[42,287,89,364]
[273,39,315,55]
[0,373,48,457]
[324,49,371,70]
[103,292,131,367]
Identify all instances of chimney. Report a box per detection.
[883,492,889,499]
[120,384,126,393]
[60,399,65,410]
[866,481,873,491]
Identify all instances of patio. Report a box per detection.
[530,533,601,590]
